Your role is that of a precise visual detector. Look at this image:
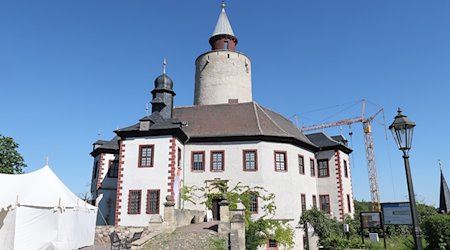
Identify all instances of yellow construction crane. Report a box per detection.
[300,101,384,211]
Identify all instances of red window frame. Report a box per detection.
[310,158,316,177]
[146,189,160,214]
[274,151,287,172]
[177,147,182,167]
[298,154,305,174]
[347,194,352,213]
[318,159,330,177]
[319,194,330,214]
[191,151,205,172]
[108,160,119,178]
[344,160,349,178]
[243,150,258,171]
[138,144,154,168]
[301,193,306,212]
[267,239,278,249]
[128,190,141,214]
[93,161,98,179]
[210,150,225,172]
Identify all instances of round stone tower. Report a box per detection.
[194,2,252,105]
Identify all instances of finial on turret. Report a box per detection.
[221,0,226,10]
[163,58,167,74]
[439,159,443,171]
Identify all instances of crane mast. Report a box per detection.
[301,104,383,211]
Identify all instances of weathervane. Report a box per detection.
[163,58,167,74]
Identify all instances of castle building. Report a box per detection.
[90,3,354,249]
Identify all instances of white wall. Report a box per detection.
[183,141,318,249]
[339,151,354,217]
[100,153,117,190]
[98,135,353,248]
[96,189,116,225]
[119,135,172,226]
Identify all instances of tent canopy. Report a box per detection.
[0,165,97,250]
[0,165,94,210]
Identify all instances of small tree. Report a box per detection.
[181,180,294,249]
[0,134,27,174]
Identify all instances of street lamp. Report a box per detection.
[389,108,422,250]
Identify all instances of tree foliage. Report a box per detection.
[0,134,26,174]
[300,199,439,249]
[300,208,342,244]
[181,179,294,249]
[422,213,450,250]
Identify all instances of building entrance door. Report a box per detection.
[211,198,222,221]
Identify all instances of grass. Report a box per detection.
[354,236,427,250]
[209,237,227,250]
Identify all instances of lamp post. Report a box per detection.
[389,108,422,250]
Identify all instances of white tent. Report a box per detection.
[0,165,97,250]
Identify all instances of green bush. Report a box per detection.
[422,214,450,250]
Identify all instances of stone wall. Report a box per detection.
[174,209,206,227]
[94,226,148,245]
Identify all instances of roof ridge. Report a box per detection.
[252,102,263,135]
[255,103,290,136]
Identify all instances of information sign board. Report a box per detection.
[381,202,412,225]
[360,212,382,229]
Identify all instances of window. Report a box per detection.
[243,150,257,171]
[268,239,278,249]
[224,41,229,50]
[347,194,352,213]
[146,190,160,214]
[128,190,141,214]
[310,159,316,177]
[301,194,306,212]
[211,151,224,171]
[344,160,349,178]
[192,151,205,171]
[298,155,305,174]
[93,161,98,179]
[249,193,258,213]
[319,195,330,214]
[312,195,317,208]
[274,151,287,171]
[318,159,329,177]
[108,160,119,178]
[177,147,182,167]
[139,145,154,167]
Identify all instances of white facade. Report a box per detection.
[194,51,252,105]
[118,136,172,226]
[92,152,118,225]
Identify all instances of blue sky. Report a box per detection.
[1,1,449,207]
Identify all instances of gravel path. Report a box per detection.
[143,222,228,250]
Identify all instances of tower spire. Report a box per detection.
[209,1,237,51]
[439,161,450,214]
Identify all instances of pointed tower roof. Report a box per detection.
[439,168,450,213]
[211,1,235,37]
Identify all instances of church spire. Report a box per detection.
[439,161,450,214]
[209,1,238,51]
